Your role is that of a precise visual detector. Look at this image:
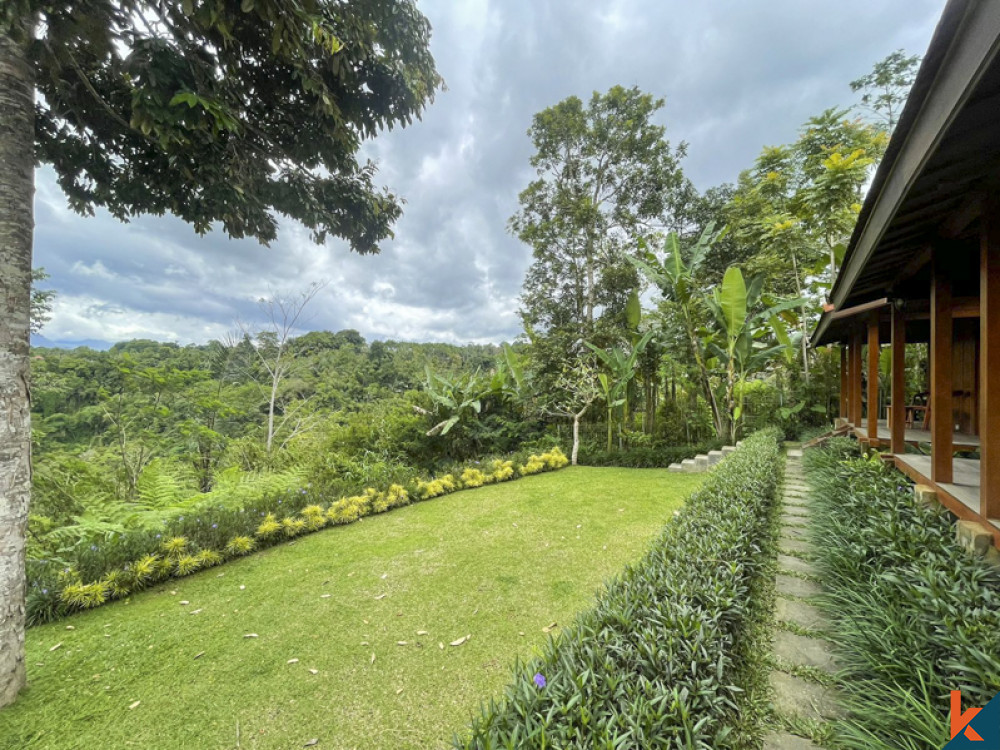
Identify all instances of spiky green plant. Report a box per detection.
[255,513,281,539]
[281,517,307,538]
[160,536,188,558]
[224,536,256,556]
[60,581,109,610]
[174,555,203,577]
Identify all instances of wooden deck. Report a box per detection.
[849,419,980,450]
[894,453,1000,543]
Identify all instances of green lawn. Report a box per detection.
[1,467,702,750]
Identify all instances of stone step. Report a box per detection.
[681,458,698,473]
[780,526,808,540]
[694,455,710,471]
[780,538,814,556]
[763,732,819,750]
[773,630,838,673]
[707,450,724,465]
[721,445,737,455]
[777,554,816,576]
[775,596,827,632]
[777,574,823,599]
[770,671,846,721]
[668,463,684,473]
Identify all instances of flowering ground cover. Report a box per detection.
[0,467,701,750]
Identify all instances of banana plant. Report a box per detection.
[629,225,726,439]
[704,266,805,442]
[422,366,485,437]
[585,330,653,450]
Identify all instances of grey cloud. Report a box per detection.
[32,0,943,346]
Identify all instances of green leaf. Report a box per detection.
[625,290,641,329]
[719,267,747,338]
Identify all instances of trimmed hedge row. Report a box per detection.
[576,441,722,469]
[27,448,571,627]
[803,440,1000,750]
[454,429,783,749]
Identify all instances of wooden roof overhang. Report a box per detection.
[813,0,1000,346]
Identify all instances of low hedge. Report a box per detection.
[576,440,722,469]
[454,429,783,749]
[803,440,1000,750]
[27,448,571,627]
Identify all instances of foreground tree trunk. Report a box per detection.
[0,27,34,708]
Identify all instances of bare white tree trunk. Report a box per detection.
[571,412,581,465]
[0,27,34,708]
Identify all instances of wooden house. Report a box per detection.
[812,0,1000,544]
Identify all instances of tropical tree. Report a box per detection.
[585,331,653,451]
[513,85,692,387]
[850,49,921,130]
[704,267,803,442]
[0,0,441,706]
[630,226,726,438]
[544,360,601,465]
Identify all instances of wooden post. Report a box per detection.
[867,311,880,442]
[850,328,863,427]
[840,346,848,419]
[981,204,1000,519]
[931,251,954,484]
[891,303,906,454]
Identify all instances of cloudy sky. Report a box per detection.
[34,0,944,347]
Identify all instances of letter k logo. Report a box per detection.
[952,691,985,741]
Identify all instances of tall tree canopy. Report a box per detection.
[0,0,441,706]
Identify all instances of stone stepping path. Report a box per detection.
[764,450,845,749]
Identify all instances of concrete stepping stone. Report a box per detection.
[775,597,827,632]
[777,554,816,576]
[695,455,710,471]
[777,574,823,599]
[782,505,809,516]
[781,526,808,540]
[681,458,697,473]
[787,449,804,458]
[668,463,683,473]
[763,732,819,750]
[721,445,737,455]
[781,517,808,529]
[770,671,845,721]
[707,450,724,465]
[773,630,838,673]
[779,538,813,555]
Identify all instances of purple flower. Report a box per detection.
[155,534,161,539]
[211,523,218,529]
[42,589,48,595]
[533,673,546,688]
[179,516,184,521]
[90,545,98,551]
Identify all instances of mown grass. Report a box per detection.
[1,467,702,750]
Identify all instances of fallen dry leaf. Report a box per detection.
[193,652,205,660]
[397,641,408,646]
[374,594,386,600]
[308,669,318,675]
[320,594,331,599]
[65,626,74,631]
[416,630,428,636]
[304,739,319,747]
[129,700,141,710]
[450,636,469,647]
[360,641,369,646]
[370,652,376,665]
[287,658,299,664]
[244,634,258,639]
[380,574,388,580]
[438,643,444,650]
[396,688,404,695]
[179,601,189,606]
[239,585,245,590]
[49,643,62,652]
[190,609,202,615]
[541,622,558,633]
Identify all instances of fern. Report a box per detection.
[135,460,184,509]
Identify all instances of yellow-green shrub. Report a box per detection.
[101,570,132,599]
[542,447,569,469]
[282,517,307,537]
[519,456,546,475]
[461,468,487,488]
[327,496,364,524]
[225,536,256,556]
[301,505,328,531]
[174,554,202,576]
[385,484,410,509]
[196,549,224,568]
[489,459,515,482]
[60,581,109,609]
[160,536,188,557]
[415,478,448,500]
[256,513,281,539]
[132,554,162,584]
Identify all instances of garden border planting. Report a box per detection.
[803,439,1000,750]
[454,429,783,749]
[28,448,572,626]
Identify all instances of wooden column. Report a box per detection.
[931,252,954,484]
[839,346,848,419]
[891,304,906,454]
[981,205,1000,519]
[850,329,864,427]
[867,312,880,442]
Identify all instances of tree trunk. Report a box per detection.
[792,253,811,384]
[571,413,580,465]
[0,27,35,708]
